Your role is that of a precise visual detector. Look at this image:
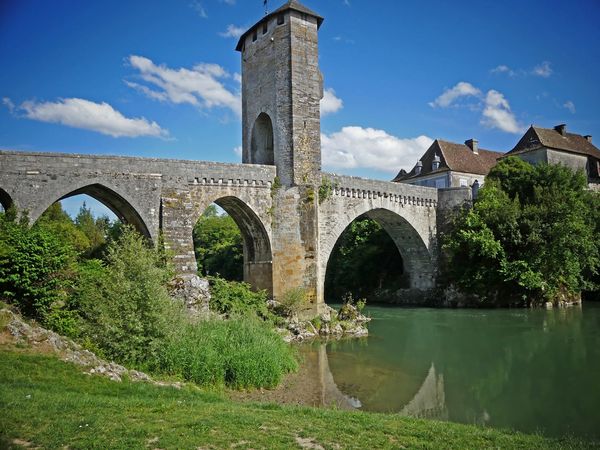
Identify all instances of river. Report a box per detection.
[324,303,600,439]
[233,303,600,439]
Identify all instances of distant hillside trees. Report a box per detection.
[443,157,600,306]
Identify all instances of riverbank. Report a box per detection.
[1,349,594,449]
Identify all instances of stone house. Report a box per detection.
[393,139,503,188]
[503,124,600,190]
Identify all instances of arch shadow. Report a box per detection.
[0,188,13,211]
[212,196,273,294]
[250,112,274,165]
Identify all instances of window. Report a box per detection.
[459,178,468,187]
[262,22,268,34]
[277,14,285,25]
[435,178,447,189]
[252,30,257,42]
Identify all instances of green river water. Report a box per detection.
[303,303,600,439]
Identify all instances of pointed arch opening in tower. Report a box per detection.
[250,112,275,166]
[193,196,273,295]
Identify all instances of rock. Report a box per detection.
[169,274,210,316]
[1,307,181,389]
[319,305,337,323]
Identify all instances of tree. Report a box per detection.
[443,157,600,306]
[0,209,78,326]
[325,217,406,302]
[193,205,243,281]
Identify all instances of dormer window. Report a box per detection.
[415,160,423,176]
[432,154,440,171]
[277,14,285,25]
[262,22,268,34]
[252,29,258,42]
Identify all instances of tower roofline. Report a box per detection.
[235,0,324,51]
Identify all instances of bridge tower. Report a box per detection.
[236,0,325,313]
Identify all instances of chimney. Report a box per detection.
[465,139,479,154]
[554,124,567,136]
[584,135,592,143]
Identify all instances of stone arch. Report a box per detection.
[0,187,13,211]
[32,183,152,241]
[250,112,274,165]
[195,195,273,294]
[321,206,435,296]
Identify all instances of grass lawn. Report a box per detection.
[1,349,596,449]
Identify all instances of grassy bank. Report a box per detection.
[0,350,594,449]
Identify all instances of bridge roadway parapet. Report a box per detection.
[0,150,276,243]
[323,173,438,208]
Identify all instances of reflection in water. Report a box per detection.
[306,303,600,439]
[400,363,447,420]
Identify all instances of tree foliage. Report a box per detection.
[0,208,78,325]
[325,217,407,302]
[75,227,177,365]
[443,157,600,306]
[193,205,243,281]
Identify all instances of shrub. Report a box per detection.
[0,211,77,324]
[155,317,297,389]
[278,287,309,317]
[208,276,270,319]
[75,227,179,365]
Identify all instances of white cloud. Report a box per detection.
[321,126,433,173]
[219,24,245,39]
[2,97,15,113]
[126,55,241,117]
[532,61,552,78]
[221,0,236,4]
[491,65,516,77]
[233,145,242,157]
[563,100,576,114]
[321,88,343,116]
[491,61,553,78]
[431,81,522,134]
[190,0,207,18]
[481,90,522,134]
[16,97,168,138]
[429,82,481,108]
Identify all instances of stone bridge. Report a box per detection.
[0,1,470,313]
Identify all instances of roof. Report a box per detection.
[506,125,600,159]
[393,140,503,182]
[235,0,324,51]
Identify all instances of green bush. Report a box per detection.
[0,210,78,324]
[279,287,309,317]
[155,316,297,389]
[208,276,270,319]
[75,228,179,365]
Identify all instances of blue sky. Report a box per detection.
[1,0,599,216]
